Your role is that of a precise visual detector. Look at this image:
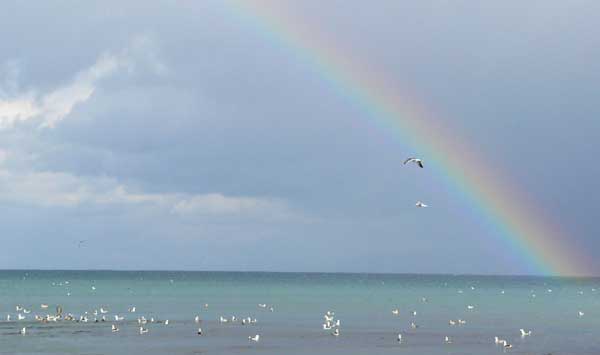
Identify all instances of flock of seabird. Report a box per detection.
[7,301,266,343]
[321,310,341,336]
[5,286,591,353]
[388,286,594,351]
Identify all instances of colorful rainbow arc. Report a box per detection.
[226,0,590,276]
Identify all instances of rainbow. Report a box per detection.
[226,1,590,276]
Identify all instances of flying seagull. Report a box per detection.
[415,201,428,208]
[404,157,424,168]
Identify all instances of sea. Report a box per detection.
[0,271,598,354]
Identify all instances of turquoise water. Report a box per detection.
[0,271,599,354]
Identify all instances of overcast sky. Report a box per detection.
[0,0,598,274]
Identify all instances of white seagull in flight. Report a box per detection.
[415,201,428,208]
[404,157,424,168]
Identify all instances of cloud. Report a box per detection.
[39,53,124,128]
[0,166,292,220]
[0,95,40,128]
[171,193,291,218]
[0,36,165,130]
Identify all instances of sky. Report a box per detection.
[0,0,598,274]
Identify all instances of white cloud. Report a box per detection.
[0,167,292,220]
[172,193,291,218]
[39,53,124,128]
[0,36,165,129]
[0,95,40,128]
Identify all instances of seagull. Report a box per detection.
[467,305,475,310]
[100,308,108,314]
[444,336,452,344]
[77,240,86,248]
[410,322,419,329]
[164,319,169,325]
[128,306,136,313]
[219,316,228,323]
[258,304,267,308]
[520,329,532,337]
[411,310,417,316]
[578,311,585,317]
[404,157,424,168]
[19,327,26,335]
[195,315,201,323]
[249,334,260,342]
[40,304,48,309]
[503,340,513,349]
[448,320,456,326]
[415,201,428,208]
[17,314,25,320]
[494,336,506,345]
[392,309,399,315]
[397,333,403,343]
[114,315,124,321]
[322,323,332,330]
[331,328,340,336]
[111,324,119,332]
[139,327,149,335]
[197,328,202,335]
[458,319,466,325]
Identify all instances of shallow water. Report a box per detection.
[0,271,599,354]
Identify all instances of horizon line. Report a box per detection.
[1,268,598,278]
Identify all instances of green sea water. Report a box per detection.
[0,271,598,354]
